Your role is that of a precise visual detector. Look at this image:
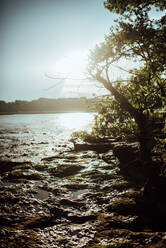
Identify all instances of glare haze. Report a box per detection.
[1,0,118,102]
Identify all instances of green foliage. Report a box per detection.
[91,96,137,138]
[71,130,99,143]
[155,118,166,149]
[87,1,166,159]
[104,0,166,14]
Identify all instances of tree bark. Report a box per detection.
[139,120,154,161]
[96,74,146,125]
[96,74,154,162]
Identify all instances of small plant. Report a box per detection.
[71,130,98,143]
[91,95,138,139]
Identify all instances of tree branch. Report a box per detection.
[95,73,146,126]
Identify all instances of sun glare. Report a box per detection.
[46,49,108,98]
[58,113,93,131]
[54,50,88,77]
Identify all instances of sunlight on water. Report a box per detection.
[0,113,95,139]
[0,113,95,163]
[57,112,94,131]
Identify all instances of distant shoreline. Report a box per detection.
[0,110,96,115]
[0,97,97,115]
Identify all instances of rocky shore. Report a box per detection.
[0,138,166,248]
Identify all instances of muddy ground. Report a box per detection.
[0,132,166,247]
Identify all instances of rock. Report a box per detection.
[113,142,139,164]
[101,150,116,163]
[0,215,16,226]
[93,226,163,248]
[112,142,148,184]
[103,180,132,191]
[23,215,59,229]
[33,188,49,200]
[5,171,43,181]
[63,183,88,190]
[79,151,97,158]
[81,170,117,182]
[35,164,48,171]
[0,160,32,174]
[98,215,141,231]
[147,241,166,248]
[50,206,97,224]
[1,135,166,247]
[0,195,20,204]
[119,159,147,184]
[74,142,114,152]
[67,213,97,224]
[49,164,85,177]
[41,154,63,161]
[50,206,68,217]
[106,197,143,216]
[59,198,85,208]
[142,175,166,229]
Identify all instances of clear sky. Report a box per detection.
[1,0,120,102]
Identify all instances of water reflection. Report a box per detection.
[57,112,94,131]
[0,112,95,135]
[0,113,95,162]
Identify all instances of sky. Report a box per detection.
[0,0,121,102]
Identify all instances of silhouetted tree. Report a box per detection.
[88,0,166,162]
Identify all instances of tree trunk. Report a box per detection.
[96,74,155,162]
[139,121,154,162]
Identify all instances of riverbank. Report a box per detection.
[1,138,166,248]
[0,110,96,115]
[0,97,97,115]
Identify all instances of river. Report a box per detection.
[0,112,95,162]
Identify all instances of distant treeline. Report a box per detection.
[0,97,96,114]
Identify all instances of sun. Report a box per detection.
[46,49,108,98]
[54,50,89,77]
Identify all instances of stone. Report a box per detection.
[119,159,147,184]
[113,142,139,164]
[5,171,43,181]
[74,142,114,152]
[0,160,32,174]
[147,241,166,248]
[67,213,97,224]
[106,197,143,216]
[49,164,85,177]
[59,198,85,208]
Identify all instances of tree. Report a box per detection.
[104,0,166,13]
[88,0,166,163]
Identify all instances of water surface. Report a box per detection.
[0,113,95,162]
